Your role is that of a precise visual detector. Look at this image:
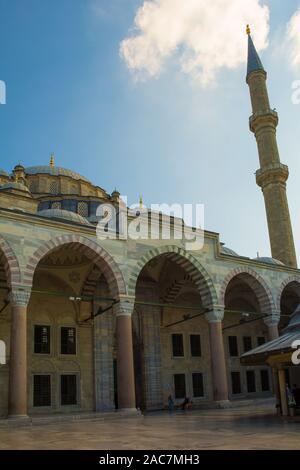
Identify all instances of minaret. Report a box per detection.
[246,25,297,268]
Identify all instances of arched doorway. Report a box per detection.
[222,271,273,400]
[280,280,300,328]
[129,247,217,410]
[0,237,21,417]
[24,236,126,415]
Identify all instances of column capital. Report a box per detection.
[205,305,225,323]
[9,288,31,308]
[115,296,135,317]
[264,313,280,327]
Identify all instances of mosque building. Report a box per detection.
[0,28,299,420]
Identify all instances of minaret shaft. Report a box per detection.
[246,32,297,268]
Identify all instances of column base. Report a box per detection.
[7,414,31,424]
[213,400,231,409]
[118,408,140,415]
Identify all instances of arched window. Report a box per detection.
[29,180,39,193]
[0,340,6,365]
[49,180,59,195]
[78,202,89,217]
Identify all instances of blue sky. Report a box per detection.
[0,0,300,261]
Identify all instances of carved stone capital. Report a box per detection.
[115,297,135,317]
[264,313,280,327]
[205,306,225,324]
[9,289,31,308]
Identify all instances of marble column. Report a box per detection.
[278,367,288,416]
[8,288,31,418]
[264,314,280,341]
[116,298,136,411]
[206,307,229,404]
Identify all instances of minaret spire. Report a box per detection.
[246,26,297,267]
[246,25,265,77]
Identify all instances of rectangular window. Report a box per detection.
[61,327,76,355]
[190,335,201,357]
[61,375,77,405]
[172,334,184,357]
[257,336,265,347]
[260,370,270,392]
[33,375,51,407]
[231,371,241,395]
[246,370,256,393]
[174,374,186,399]
[228,336,239,357]
[192,373,204,397]
[34,325,50,354]
[243,336,252,353]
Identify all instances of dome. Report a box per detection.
[0,182,30,193]
[25,166,90,183]
[253,256,284,266]
[0,169,8,177]
[37,209,92,226]
[221,246,239,256]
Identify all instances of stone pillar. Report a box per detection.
[264,315,280,342]
[206,307,229,404]
[93,282,115,412]
[140,302,163,410]
[116,298,136,411]
[278,367,288,417]
[8,288,31,418]
[272,367,280,410]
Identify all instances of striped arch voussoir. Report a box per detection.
[0,236,21,287]
[219,266,276,315]
[22,235,126,298]
[277,275,300,310]
[127,245,218,308]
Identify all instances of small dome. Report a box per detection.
[253,256,284,266]
[221,246,239,256]
[0,182,30,193]
[0,169,8,177]
[14,164,25,171]
[37,209,92,226]
[25,166,90,183]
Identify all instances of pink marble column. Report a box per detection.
[206,308,229,404]
[8,289,31,418]
[116,299,136,411]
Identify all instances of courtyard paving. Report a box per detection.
[0,405,299,450]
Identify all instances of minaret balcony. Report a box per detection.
[256,163,289,188]
[249,109,278,133]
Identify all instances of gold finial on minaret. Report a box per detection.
[49,153,55,167]
[246,24,251,35]
[139,195,143,208]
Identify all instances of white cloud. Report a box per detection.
[120,0,270,86]
[287,7,300,68]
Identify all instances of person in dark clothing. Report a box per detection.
[292,384,300,407]
[180,397,192,410]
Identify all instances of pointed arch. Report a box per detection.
[22,234,126,298]
[219,266,276,315]
[127,245,218,308]
[0,236,21,287]
[277,275,300,310]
